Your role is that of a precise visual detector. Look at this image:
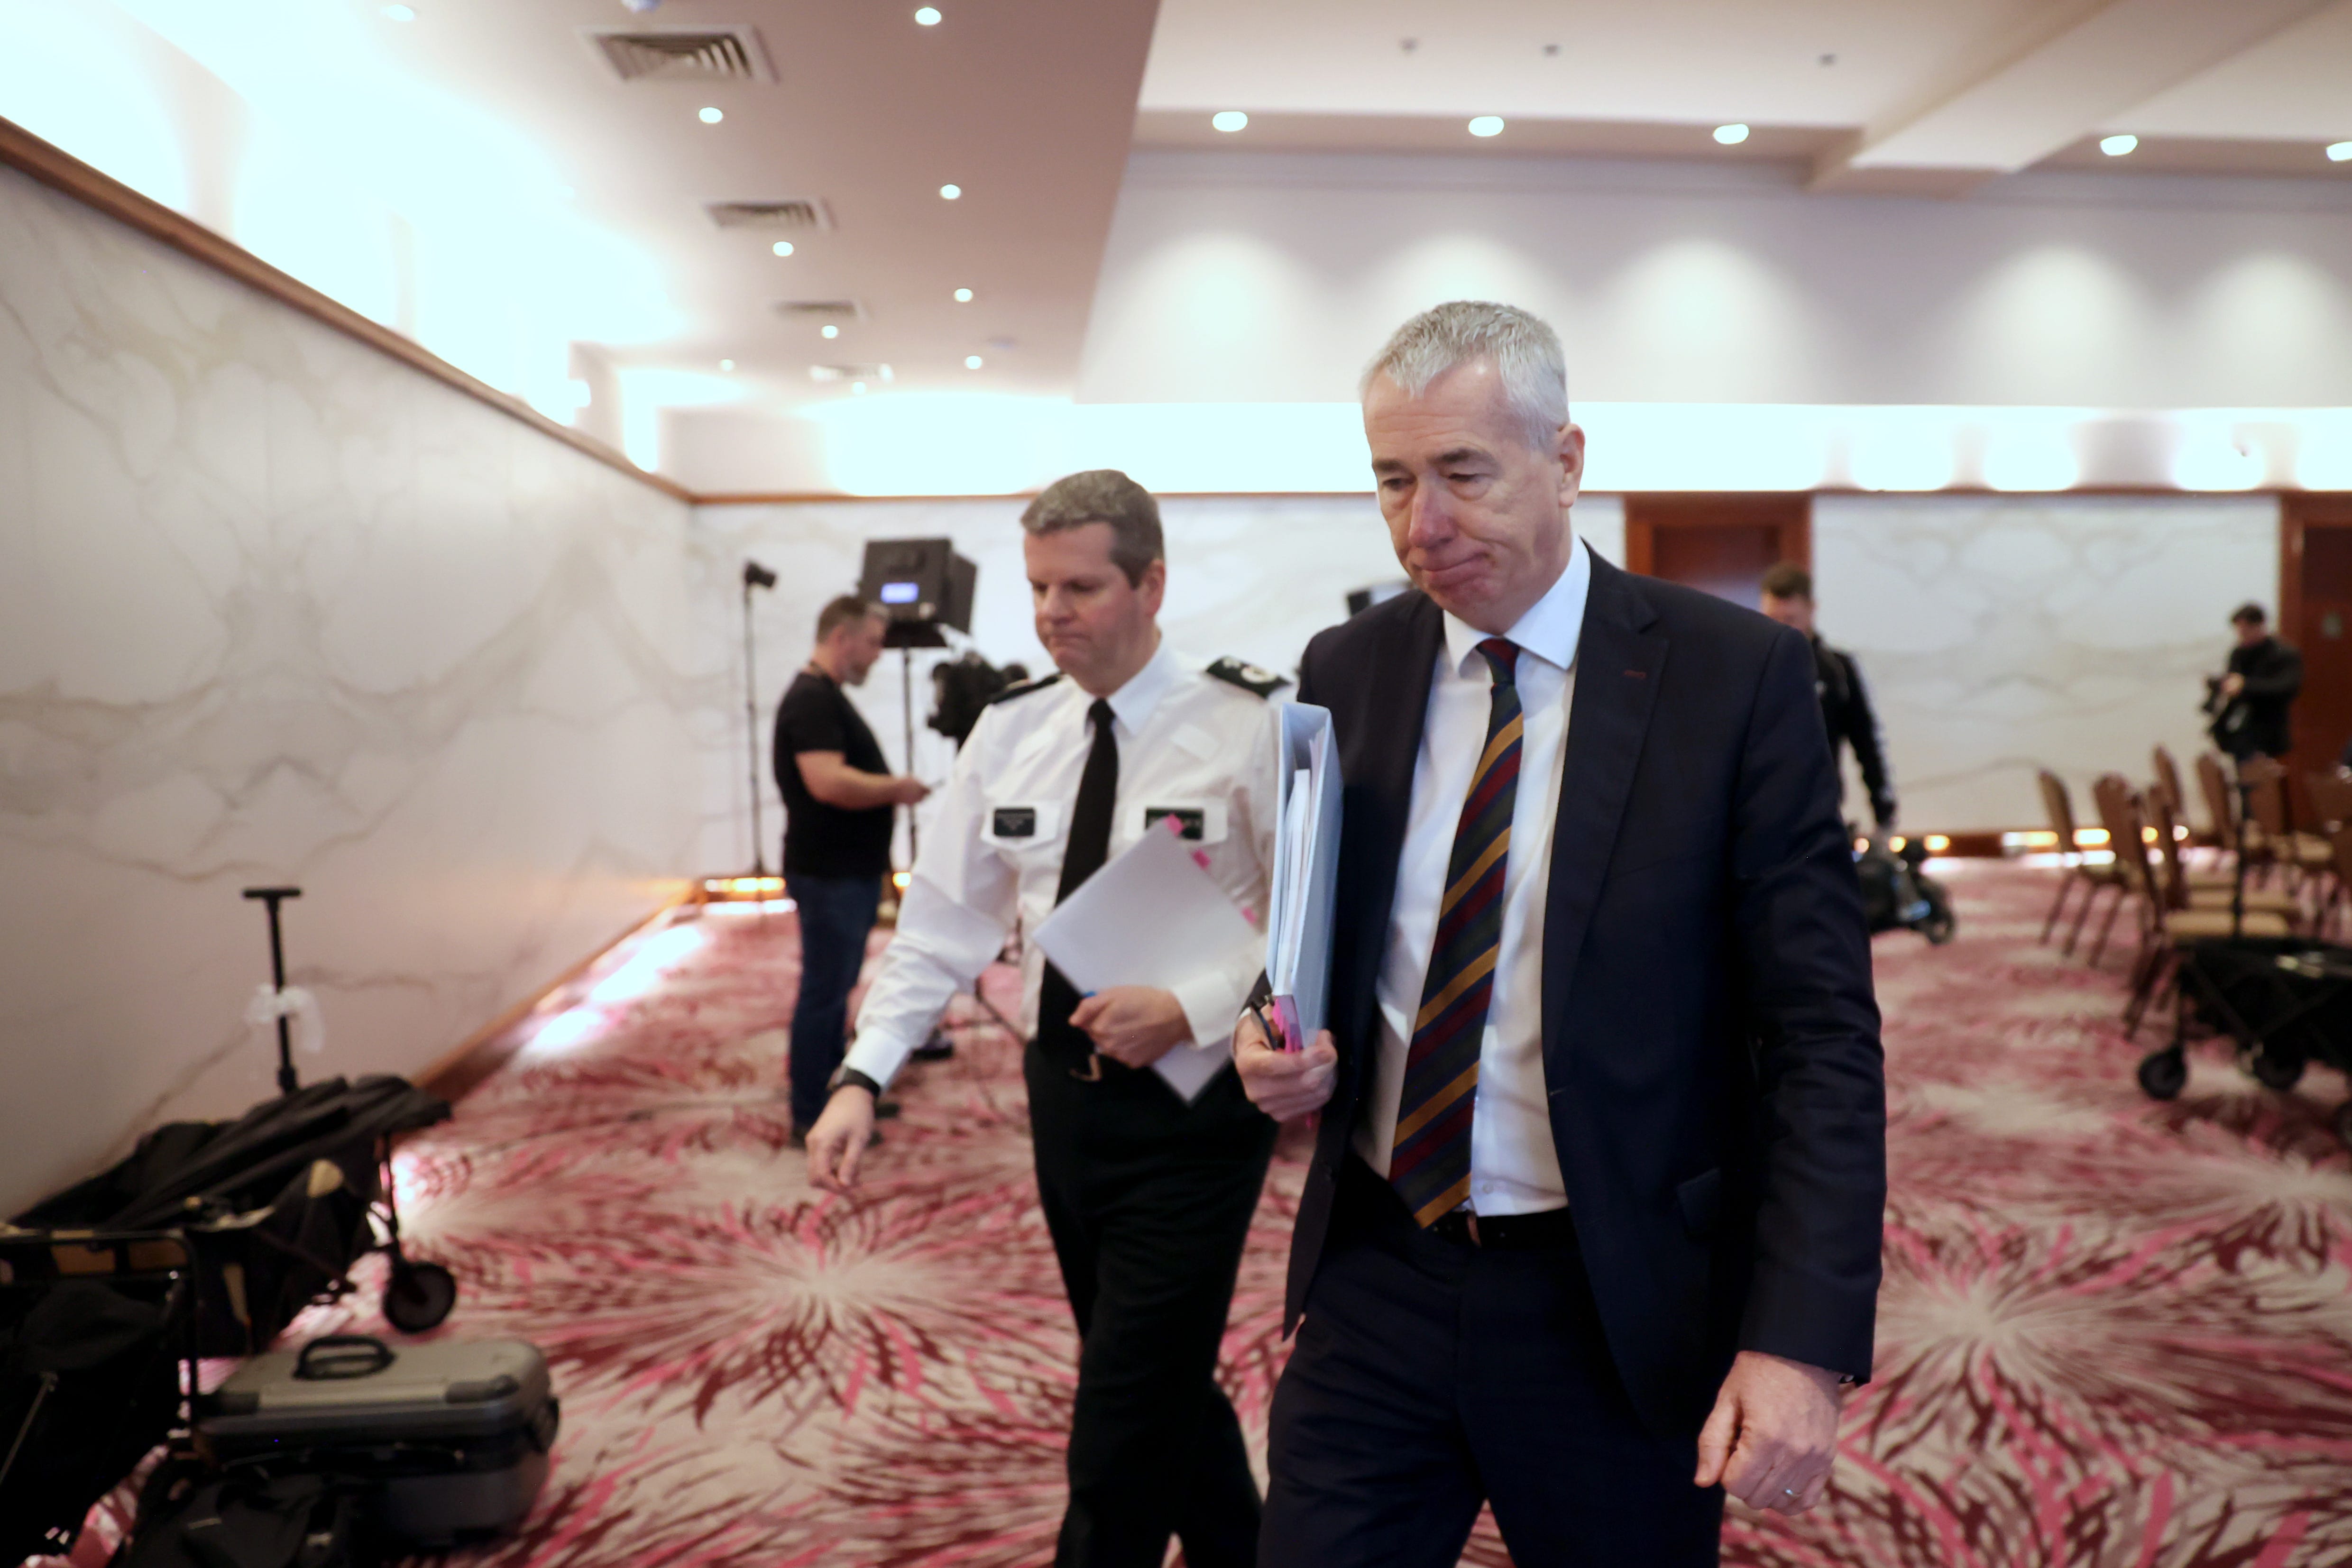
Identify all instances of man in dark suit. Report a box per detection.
[1237,302,1884,1565]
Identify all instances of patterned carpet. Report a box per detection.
[44,861,2352,1567]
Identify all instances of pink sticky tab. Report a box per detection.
[1191,848,1213,871]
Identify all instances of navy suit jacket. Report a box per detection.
[1289,552,1886,1436]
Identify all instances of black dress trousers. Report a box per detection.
[1024,1042,1277,1568]
[1260,1158,1725,1568]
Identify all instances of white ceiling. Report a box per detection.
[36,0,2351,477]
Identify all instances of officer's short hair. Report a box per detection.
[1761,563,1814,601]
[816,594,882,641]
[1020,469,1163,587]
[2231,602,2267,626]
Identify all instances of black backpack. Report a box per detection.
[111,1459,377,1568]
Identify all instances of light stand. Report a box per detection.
[742,559,778,876]
[242,886,303,1096]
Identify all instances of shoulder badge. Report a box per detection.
[986,671,1064,707]
[1206,657,1290,698]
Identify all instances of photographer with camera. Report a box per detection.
[2207,602,2302,762]
[775,595,931,1144]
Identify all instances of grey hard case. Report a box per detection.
[198,1335,558,1547]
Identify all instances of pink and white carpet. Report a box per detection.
[45,863,2352,1566]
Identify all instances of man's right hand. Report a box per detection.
[891,777,933,806]
[1234,1009,1338,1121]
[805,1086,876,1192]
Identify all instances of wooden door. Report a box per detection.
[2282,495,2352,819]
[1624,495,1810,608]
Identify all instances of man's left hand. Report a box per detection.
[1071,987,1192,1068]
[1694,1350,1845,1513]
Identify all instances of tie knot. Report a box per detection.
[1088,698,1115,732]
[1476,637,1519,688]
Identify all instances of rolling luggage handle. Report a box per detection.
[295,1335,397,1381]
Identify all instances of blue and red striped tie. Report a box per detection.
[1391,637,1523,1228]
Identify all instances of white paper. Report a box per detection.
[1030,818,1261,1101]
[1267,704,1343,1047]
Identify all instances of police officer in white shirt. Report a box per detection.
[805,469,1283,1568]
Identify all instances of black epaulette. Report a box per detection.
[1206,657,1290,698]
[987,672,1064,706]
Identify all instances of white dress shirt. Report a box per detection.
[1354,535,1590,1216]
[845,639,1280,1090]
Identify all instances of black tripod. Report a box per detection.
[743,559,779,877]
[242,886,303,1095]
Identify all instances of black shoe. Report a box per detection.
[873,1098,903,1120]
[909,1034,955,1062]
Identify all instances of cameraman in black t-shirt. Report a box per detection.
[1760,563,1897,830]
[775,596,930,1140]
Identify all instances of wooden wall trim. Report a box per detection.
[0,114,691,505]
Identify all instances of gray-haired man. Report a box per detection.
[806,470,1285,1568]
[1236,302,1884,1564]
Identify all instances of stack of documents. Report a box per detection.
[1265,704,1343,1050]
[1030,816,1261,1101]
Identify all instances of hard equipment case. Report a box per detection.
[197,1335,557,1548]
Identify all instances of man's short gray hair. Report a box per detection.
[1020,469,1164,586]
[1360,301,1569,453]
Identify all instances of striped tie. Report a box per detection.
[1391,637,1522,1227]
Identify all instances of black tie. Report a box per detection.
[1037,699,1119,1071]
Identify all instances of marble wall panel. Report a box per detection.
[1812,494,2279,832]
[0,166,718,1210]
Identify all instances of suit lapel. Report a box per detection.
[1540,556,1666,1067]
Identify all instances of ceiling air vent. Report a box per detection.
[707,200,833,233]
[809,364,893,384]
[584,26,775,84]
[774,300,864,321]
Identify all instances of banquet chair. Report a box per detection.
[2037,769,2127,957]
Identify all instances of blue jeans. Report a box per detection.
[786,871,884,1129]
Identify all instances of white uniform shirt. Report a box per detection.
[1354,536,1590,1216]
[846,639,1281,1090]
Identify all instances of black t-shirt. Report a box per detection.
[774,669,895,877]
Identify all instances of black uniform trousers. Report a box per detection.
[1023,1040,1277,1568]
[1261,1155,1724,1567]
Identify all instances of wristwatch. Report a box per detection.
[827,1065,884,1099]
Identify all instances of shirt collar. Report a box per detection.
[1094,634,1179,735]
[1440,533,1590,677]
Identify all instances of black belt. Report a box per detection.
[1427,1205,1577,1251]
[1340,1153,1575,1251]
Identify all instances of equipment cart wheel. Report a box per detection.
[383,1257,457,1333]
[2250,1048,2306,1092]
[2136,1047,2188,1101]
[1920,902,1957,945]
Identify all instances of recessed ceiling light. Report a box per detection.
[820,324,839,339]
[771,240,794,257]
[719,359,736,371]
[1212,110,1249,133]
[1713,122,1750,146]
[2099,133,2138,156]
[2327,140,2352,162]
[381,4,415,19]
[953,287,974,303]
[698,106,724,125]
[851,381,868,394]
[965,355,983,370]
[939,183,962,200]
[915,6,942,23]
[1468,116,1505,138]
